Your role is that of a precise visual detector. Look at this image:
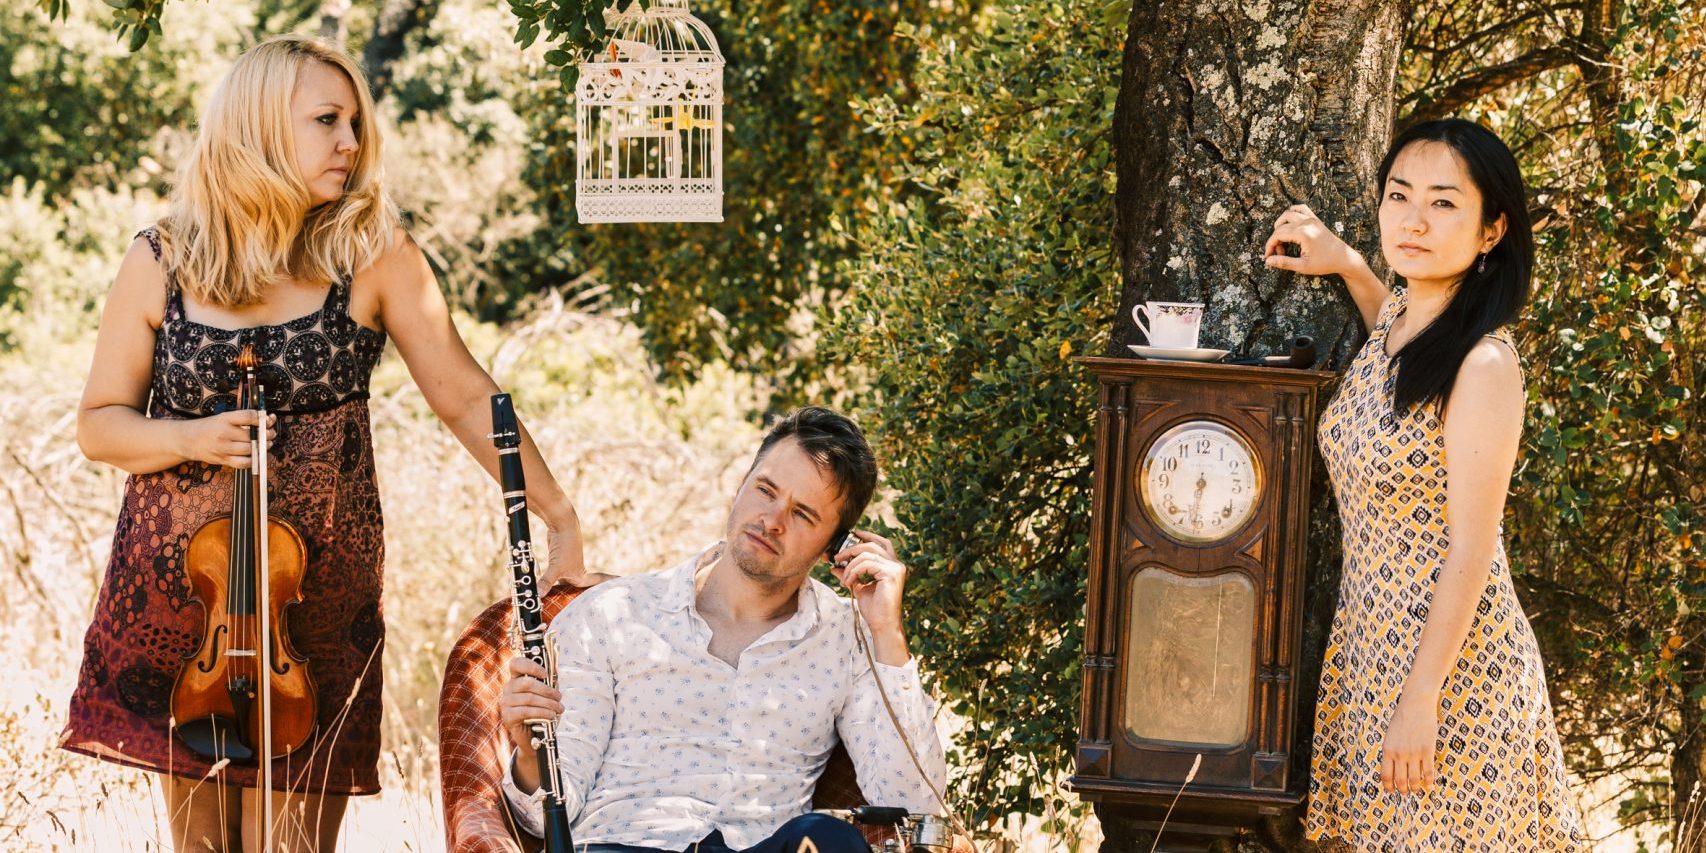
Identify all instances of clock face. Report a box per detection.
[1139,420,1263,544]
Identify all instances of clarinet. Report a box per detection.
[489,393,574,853]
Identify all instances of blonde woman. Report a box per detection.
[62,35,588,852]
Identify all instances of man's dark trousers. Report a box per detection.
[579,813,869,853]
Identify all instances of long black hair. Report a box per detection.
[1377,118,1534,412]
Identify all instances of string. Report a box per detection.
[849,596,976,847]
[229,377,252,694]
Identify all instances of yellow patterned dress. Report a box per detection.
[1305,290,1587,851]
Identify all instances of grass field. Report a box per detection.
[1,295,781,852]
[0,291,1670,852]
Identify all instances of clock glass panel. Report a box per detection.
[1123,567,1255,748]
[1139,420,1262,544]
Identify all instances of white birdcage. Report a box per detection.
[575,0,724,223]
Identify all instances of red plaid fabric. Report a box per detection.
[437,582,893,853]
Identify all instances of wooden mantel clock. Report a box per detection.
[1068,356,1334,848]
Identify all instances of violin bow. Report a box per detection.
[254,372,276,853]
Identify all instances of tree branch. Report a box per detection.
[1403,45,1576,121]
[1409,3,1578,58]
[362,0,443,101]
[1685,183,1706,234]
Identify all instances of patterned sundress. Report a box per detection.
[1305,289,1588,850]
[62,228,389,794]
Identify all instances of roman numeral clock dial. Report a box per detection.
[1139,421,1263,544]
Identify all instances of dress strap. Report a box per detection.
[326,274,357,319]
[1480,331,1519,357]
[1376,288,1407,330]
[1370,288,1407,356]
[136,226,184,318]
[322,277,345,312]
[1480,331,1526,393]
[136,227,162,262]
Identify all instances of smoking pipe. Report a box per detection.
[1228,335,1316,368]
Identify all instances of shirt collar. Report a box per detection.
[773,576,821,641]
[660,544,823,637]
[659,550,704,613]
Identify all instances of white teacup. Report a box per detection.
[1132,301,1204,349]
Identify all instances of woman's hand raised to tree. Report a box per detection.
[1263,204,1368,280]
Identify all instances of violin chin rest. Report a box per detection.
[177,716,256,764]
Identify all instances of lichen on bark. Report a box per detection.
[1111,0,1404,366]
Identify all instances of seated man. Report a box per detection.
[501,406,947,853]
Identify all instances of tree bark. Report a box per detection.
[1109,0,1406,848]
[1112,0,1407,363]
[1573,0,1630,215]
[317,0,351,44]
[1674,646,1705,843]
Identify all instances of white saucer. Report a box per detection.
[1128,344,1230,362]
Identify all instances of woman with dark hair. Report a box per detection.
[1263,118,1587,849]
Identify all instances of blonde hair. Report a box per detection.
[157,35,398,306]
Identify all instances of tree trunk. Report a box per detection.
[1108,0,1405,848]
[362,0,443,101]
[1674,638,1705,844]
[317,0,351,44]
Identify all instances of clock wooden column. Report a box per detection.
[1069,357,1334,849]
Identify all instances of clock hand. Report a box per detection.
[1190,474,1207,528]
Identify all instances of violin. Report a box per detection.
[172,345,317,768]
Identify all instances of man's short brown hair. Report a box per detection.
[750,407,877,540]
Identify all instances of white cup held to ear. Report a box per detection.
[1132,301,1205,349]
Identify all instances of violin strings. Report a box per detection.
[229,366,259,694]
[236,375,248,691]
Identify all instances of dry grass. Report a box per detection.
[0,292,769,852]
[0,285,1111,851]
[1677,786,1705,852]
[0,287,1648,853]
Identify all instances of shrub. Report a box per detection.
[820,0,1123,824]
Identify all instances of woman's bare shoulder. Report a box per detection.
[1443,338,1525,433]
[111,231,171,329]
[1463,335,1522,378]
[354,226,428,283]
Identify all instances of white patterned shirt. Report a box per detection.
[502,548,947,848]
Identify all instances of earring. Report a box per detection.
[1477,253,1487,274]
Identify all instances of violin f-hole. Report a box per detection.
[193,623,229,674]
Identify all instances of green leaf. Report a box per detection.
[587,3,607,39]
[567,6,586,44]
